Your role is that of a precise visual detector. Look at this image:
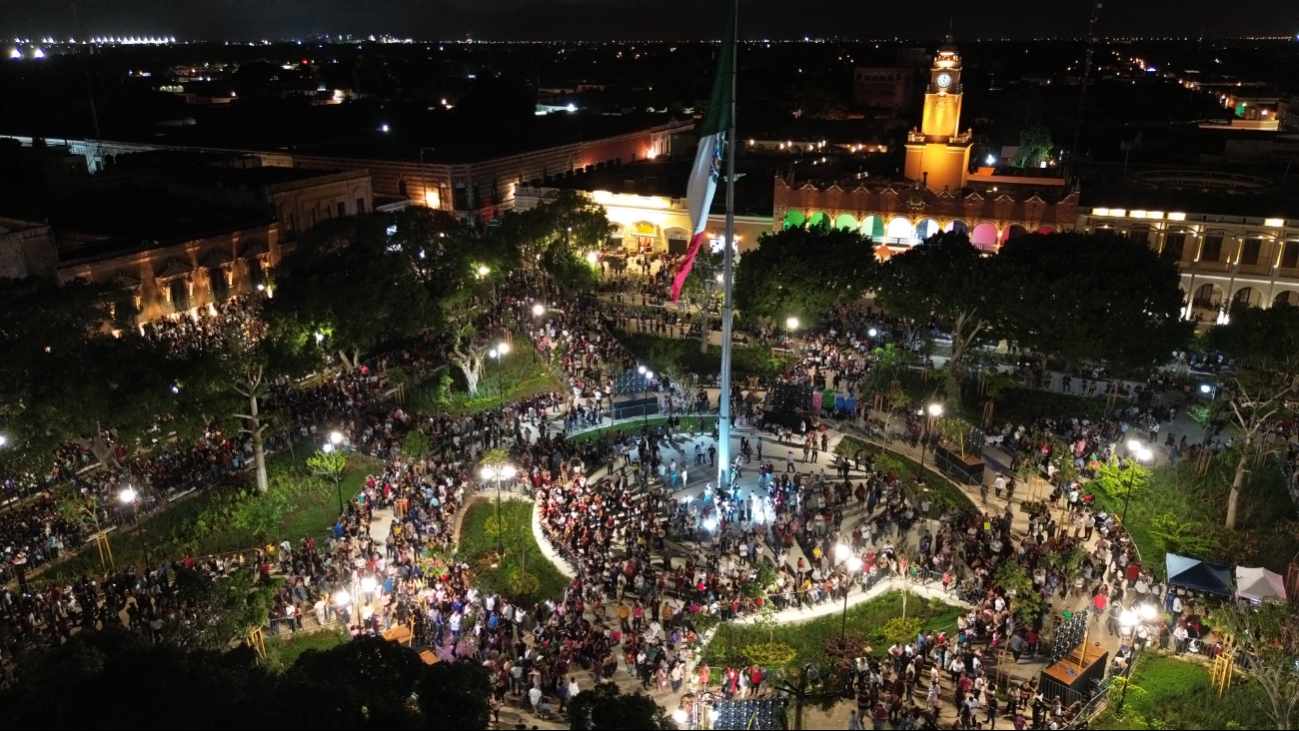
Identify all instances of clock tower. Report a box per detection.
[905,41,973,193]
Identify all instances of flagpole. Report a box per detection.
[716,0,739,493]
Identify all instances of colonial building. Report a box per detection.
[773,40,1078,254]
[1077,168,1299,322]
[55,220,279,323]
[2,116,691,225]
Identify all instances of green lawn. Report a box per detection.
[408,341,563,415]
[1088,450,1298,575]
[834,435,977,513]
[616,332,794,380]
[704,590,964,668]
[41,450,384,581]
[262,627,348,672]
[1091,654,1277,730]
[568,415,719,445]
[456,499,571,608]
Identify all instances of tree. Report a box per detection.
[268,210,438,369]
[1205,304,1299,529]
[278,637,428,729]
[416,660,493,730]
[162,567,281,652]
[734,224,878,326]
[1011,126,1053,168]
[1209,601,1299,730]
[567,683,675,730]
[0,276,220,474]
[998,232,1192,373]
[875,232,1006,406]
[680,249,724,353]
[308,447,349,514]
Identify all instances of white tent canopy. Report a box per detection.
[1236,566,1287,602]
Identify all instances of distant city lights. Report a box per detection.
[32,48,44,58]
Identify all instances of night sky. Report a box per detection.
[3,0,1298,42]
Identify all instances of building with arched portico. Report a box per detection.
[772,39,1077,254]
[1078,169,1299,324]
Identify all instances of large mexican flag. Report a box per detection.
[670,9,735,302]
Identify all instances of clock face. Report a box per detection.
[936,73,953,89]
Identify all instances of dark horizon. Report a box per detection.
[3,0,1298,43]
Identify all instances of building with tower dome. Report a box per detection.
[773,39,1079,255]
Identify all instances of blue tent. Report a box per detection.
[1165,553,1233,596]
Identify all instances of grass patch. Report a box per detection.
[1091,654,1276,730]
[1087,451,1298,574]
[616,332,795,380]
[41,450,384,581]
[704,591,963,668]
[456,499,571,608]
[834,435,978,513]
[568,415,719,445]
[262,627,348,672]
[408,342,563,415]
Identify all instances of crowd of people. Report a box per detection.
[0,263,1259,731]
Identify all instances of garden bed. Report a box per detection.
[455,499,571,608]
[834,435,978,513]
[1091,654,1276,730]
[702,590,963,669]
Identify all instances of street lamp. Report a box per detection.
[637,365,655,425]
[476,265,490,278]
[489,341,510,411]
[532,303,545,317]
[672,708,688,729]
[333,589,351,628]
[834,543,863,644]
[868,327,878,338]
[324,430,346,514]
[481,463,516,556]
[1121,440,1153,524]
[919,402,944,468]
[119,486,151,567]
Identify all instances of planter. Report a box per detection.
[934,445,986,486]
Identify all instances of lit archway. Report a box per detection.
[834,213,858,231]
[1001,224,1027,244]
[971,222,999,249]
[1231,287,1262,309]
[886,217,915,243]
[783,211,806,230]
[1036,225,1055,234]
[915,218,941,242]
[944,220,969,235]
[1192,283,1224,309]
[860,215,885,240]
[1274,290,1299,307]
[808,211,830,228]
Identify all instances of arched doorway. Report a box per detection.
[808,212,830,228]
[1192,283,1224,310]
[834,213,858,231]
[886,217,915,244]
[1002,224,1027,244]
[915,218,940,242]
[859,215,884,240]
[1036,226,1055,234]
[783,211,806,230]
[631,222,659,252]
[971,222,999,249]
[944,220,969,235]
[1274,290,1299,307]
[1232,287,1262,309]
[665,228,690,255]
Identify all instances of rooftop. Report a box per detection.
[105,149,367,189]
[1077,164,1299,219]
[536,157,779,217]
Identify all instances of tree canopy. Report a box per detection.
[567,683,675,730]
[0,630,491,730]
[873,231,1004,405]
[997,231,1192,371]
[734,223,878,325]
